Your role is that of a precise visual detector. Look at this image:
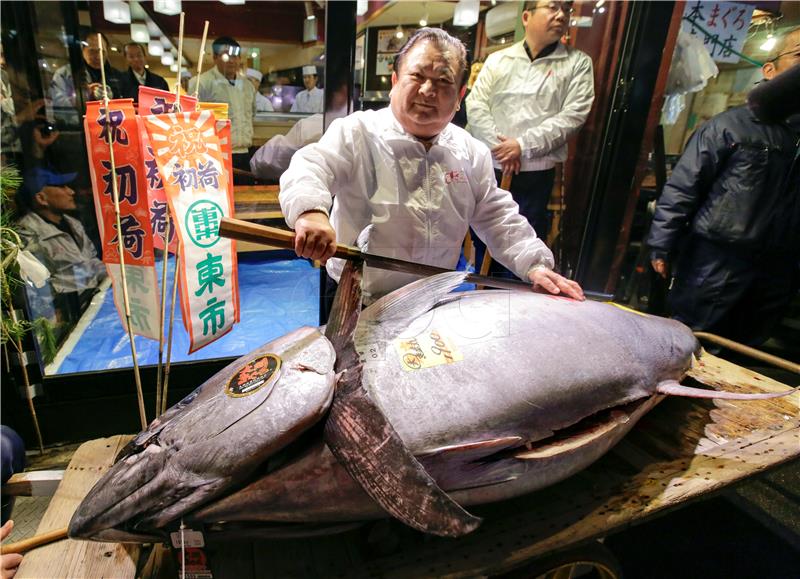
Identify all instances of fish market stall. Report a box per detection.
[9,353,798,578]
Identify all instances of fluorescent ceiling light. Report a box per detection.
[161,53,175,65]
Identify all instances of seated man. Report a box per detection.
[16,168,107,320]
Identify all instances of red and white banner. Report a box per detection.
[143,110,239,353]
[84,99,160,340]
[138,86,197,116]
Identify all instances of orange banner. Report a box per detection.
[84,99,160,340]
[143,110,239,353]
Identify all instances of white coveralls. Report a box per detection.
[279,107,554,304]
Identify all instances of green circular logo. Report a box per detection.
[185,199,224,248]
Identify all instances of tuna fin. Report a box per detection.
[360,272,468,343]
[656,380,794,400]
[325,259,364,371]
[325,364,482,537]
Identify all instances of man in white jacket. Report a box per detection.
[467,1,594,271]
[279,28,582,311]
[189,37,255,179]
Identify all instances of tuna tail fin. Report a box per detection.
[656,380,794,400]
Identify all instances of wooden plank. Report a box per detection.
[15,435,139,579]
[2,471,64,497]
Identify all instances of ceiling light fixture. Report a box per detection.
[161,53,175,66]
[154,0,182,16]
[148,40,163,56]
[453,0,479,27]
[103,1,131,24]
[305,1,316,20]
[130,23,150,44]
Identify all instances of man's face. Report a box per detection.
[390,40,463,139]
[82,35,106,69]
[303,74,317,91]
[522,2,571,47]
[39,185,76,213]
[125,44,146,73]
[214,45,241,79]
[763,29,800,80]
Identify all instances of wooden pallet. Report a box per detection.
[15,435,138,579]
[13,353,799,578]
[193,353,798,578]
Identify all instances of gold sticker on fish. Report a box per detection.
[395,329,462,372]
[226,354,281,397]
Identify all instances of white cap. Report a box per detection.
[246,68,263,82]
[302,65,317,76]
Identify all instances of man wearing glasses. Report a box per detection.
[467,1,594,277]
[647,26,800,348]
[190,37,256,182]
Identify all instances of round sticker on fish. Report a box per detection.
[226,354,281,397]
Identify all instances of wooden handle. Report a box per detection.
[500,172,512,190]
[1,527,68,555]
[218,217,362,260]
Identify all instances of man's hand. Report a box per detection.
[528,268,585,301]
[651,258,669,279]
[492,135,521,162]
[294,211,336,264]
[1,520,23,579]
[32,125,59,149]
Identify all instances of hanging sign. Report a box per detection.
[681,1,755,63]
[143,110,239,353]
[84,99,161,340]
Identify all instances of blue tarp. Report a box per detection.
[55,255,320,374]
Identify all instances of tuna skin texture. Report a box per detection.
[193,289,698,525]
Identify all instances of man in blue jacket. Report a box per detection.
[646,27,799,346]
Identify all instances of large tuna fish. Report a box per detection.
[69,271,785,542]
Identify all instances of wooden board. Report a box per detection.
[15,435,139,579]
[195,352,799,578]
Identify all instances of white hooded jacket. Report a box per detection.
[279,107,554,303]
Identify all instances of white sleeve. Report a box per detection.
[518,54,594,158]
[278,117,354,228]
[469,146,554,277]
[465,57,501,149]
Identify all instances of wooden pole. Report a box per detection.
[98,34,147,430]
[175,12,185,102]
[161,243,181,416]
[194,21,210,100]
[1,527,67,555]
[154,214,172,418]
[9,308,44,453]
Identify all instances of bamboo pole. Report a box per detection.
[154,214,171,418]
[8,308,44,453]
[175,12,185,104]
[98,34,147,430]
[194,21,210,100]
[161,242,181,416]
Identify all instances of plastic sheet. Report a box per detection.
[52,255,320,374]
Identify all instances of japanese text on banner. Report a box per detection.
[143,110,239,353]
[84,99,160,339]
